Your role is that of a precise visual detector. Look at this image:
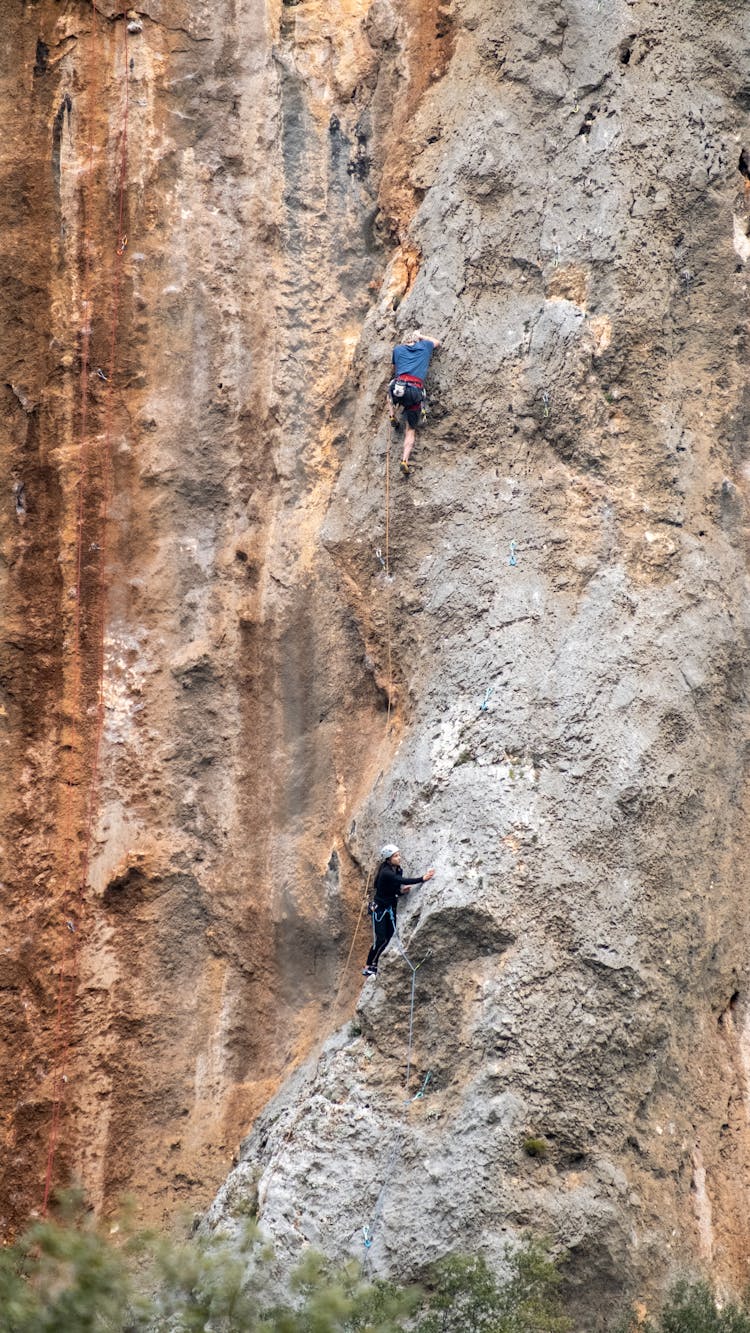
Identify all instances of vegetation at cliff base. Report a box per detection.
[6,1198,748,1333]
[618,1279,750,1333]
[0,1194,571,1333]
[415,1248,571,1332]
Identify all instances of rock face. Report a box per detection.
[2,0,750,1321]
[1,0,409,1231]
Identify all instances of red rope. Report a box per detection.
[42,9,130,1214]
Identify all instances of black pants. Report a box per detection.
[366,906,395,969]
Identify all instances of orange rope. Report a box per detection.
[334,411,397,1003]
[42,9,130,1213]
[334,896,368,1010]
[384,422,393,727]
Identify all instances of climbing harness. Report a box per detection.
[389,373,423,401]
[389,375,427,422]
[509,540,518,567]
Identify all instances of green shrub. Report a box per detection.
[0,1190,147,1333]
[617,1280,750,1333]
[0,1194,571,1333]
[415,1242,572,1333]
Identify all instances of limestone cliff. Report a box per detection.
[2,0,750,1323]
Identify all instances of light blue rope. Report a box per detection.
[360,891,432,1259]
[412,1070,432,1101]
[362,1135,401,1258]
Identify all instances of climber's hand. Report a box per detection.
[423,868,436,881]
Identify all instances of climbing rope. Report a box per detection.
[358,907,431,1263]
[412,1070,431,1101]
[334,896,368,1009]
[334,868,375,1011]
[384,421,393,726]
[42,8,131,1213]
[386,910,431,1097]
[349,406,432,1262]
[361,1135,402,1258]
[405,964,418,1096]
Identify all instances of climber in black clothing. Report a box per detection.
[363,844,435,976]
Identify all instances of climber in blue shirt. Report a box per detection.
[387,330,441,477]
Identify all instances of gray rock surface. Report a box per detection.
[207,0,750,1322]
[2,0,750,1319]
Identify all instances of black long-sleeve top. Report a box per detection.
[373,863,424,911]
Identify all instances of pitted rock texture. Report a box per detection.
[2,0,750,1322]
[208,0,750,1323]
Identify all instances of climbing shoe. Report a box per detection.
[362,966,378,977]
[399,460,410,478]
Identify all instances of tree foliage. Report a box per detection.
[414,1243,572,1333]
[618,1281,750,1333]
[0,1195,570,1333]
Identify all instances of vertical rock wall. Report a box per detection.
[0,0,434,1232]
[213,0,750,1321]
[2,0,750,1320]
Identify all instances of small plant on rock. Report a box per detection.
[523,1137,549,1160]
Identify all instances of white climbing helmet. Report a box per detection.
[379,844,399,861]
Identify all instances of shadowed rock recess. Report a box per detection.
[1,0,750,1322]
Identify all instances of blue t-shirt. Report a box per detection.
[393,339,436,383]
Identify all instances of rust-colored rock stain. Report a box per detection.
[0,0,448,1235]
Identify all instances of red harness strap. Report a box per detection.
[396,373,424,387]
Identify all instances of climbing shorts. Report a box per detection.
[389,378,426,430]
